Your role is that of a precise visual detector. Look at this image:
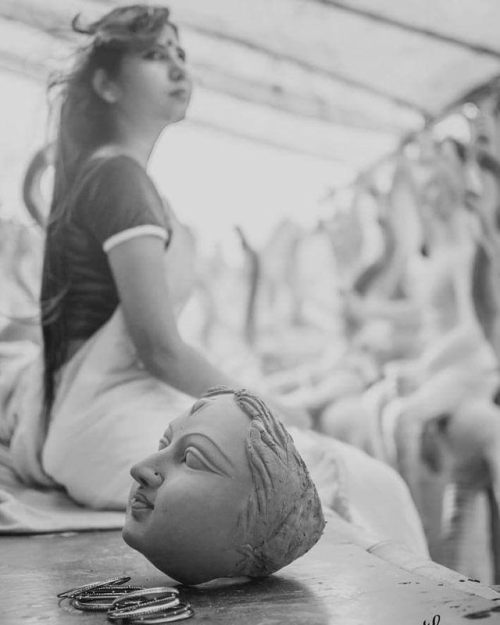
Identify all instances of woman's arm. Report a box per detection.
[108,235,238,398]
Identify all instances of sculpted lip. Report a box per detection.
[131,490,154,509]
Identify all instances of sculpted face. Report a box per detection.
[122,395,253,584]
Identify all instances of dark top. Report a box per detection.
[41,154,172,358]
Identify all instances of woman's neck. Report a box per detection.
[112,116,165,167]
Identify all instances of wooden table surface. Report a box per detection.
[2,529,500,625]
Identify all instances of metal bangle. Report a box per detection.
[58,576,131,598]
[108,596,181,620]
[73,587,144,600]
[110,587,179,609]
[71,597,118,612]
[114,604,194,624]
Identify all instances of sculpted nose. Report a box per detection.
[130,457,164,488]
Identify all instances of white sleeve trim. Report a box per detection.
[103,225,168,253]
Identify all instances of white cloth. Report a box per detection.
[0,441,123,533]
[41,309,192,509]
[289,427,429,557]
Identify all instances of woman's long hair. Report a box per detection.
[41,5,172,415]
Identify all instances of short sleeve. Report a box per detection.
[78,155,171,253]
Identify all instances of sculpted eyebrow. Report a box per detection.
[189,399,209,416]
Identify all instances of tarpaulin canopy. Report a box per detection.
[1,0,499,175]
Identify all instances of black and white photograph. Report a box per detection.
[1,1,500,623]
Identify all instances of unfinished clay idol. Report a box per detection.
[122,387,325,584]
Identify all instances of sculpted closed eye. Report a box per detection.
[184,448,208,471]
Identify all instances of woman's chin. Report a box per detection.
[164,105,189,125]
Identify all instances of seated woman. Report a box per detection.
[2,5,428,581]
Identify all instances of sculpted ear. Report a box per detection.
[92,68,120,104]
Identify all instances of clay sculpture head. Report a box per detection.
[123,387,325,584]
